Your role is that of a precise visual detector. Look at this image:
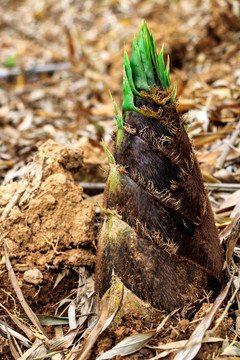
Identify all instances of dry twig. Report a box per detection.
[3,242,47,338]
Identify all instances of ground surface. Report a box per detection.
[0,0,239,359]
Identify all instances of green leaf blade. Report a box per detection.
[122,75,141,114]
[124,51,141,97]
[130,35,150,92]
[137,22,156,86]
[157,44,166,89]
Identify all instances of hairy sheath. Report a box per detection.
[95,21,224,312]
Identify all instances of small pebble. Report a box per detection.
[23,268,43,285]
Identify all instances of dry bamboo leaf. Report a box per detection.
[96,308,177,359]
[147,349,175,360]
[0,320,31,347]
[4,320,21,360]
[217,121,240,168]
[54,325,64,344]
[156,309,179,332]
[65,343,81,360]
[193,133,225,147]
[201,171,221,183]
[226,217,240,263]
[0,303,35,341]
[77,296,94,329]
[18,338,47,360]
[150,337,223,350]
[147,337,224,360]
[232,202,240,218]
[97,331,156,360]
[219,214,240,262]
[214,356,239,360]
[221,343,240,356]
[31,351,65,359]
[19,314,70,326]
[209,274,240,336]
[49,330,78,351]
[205,183,240,192]
[214,169,239,184]
[8,338,21,360]
[68,303,77,330]
[76,311,116,360]
[173,277,233,360]
[177,101,199,111]
[76,286,123,360]
[91,103,115,117]
[53,270,68,289]
[197,150,222,165]
[216,190,240,214]
[55,299,73,315]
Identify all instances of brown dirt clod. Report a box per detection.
[0,140,96,268]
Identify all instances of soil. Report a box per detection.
[0,141,98,358]
[0,0,239,359]
[90,303,235,360]
[0,140,97,269]
[0,269,80,357]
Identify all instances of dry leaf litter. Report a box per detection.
[0,0,239,359]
